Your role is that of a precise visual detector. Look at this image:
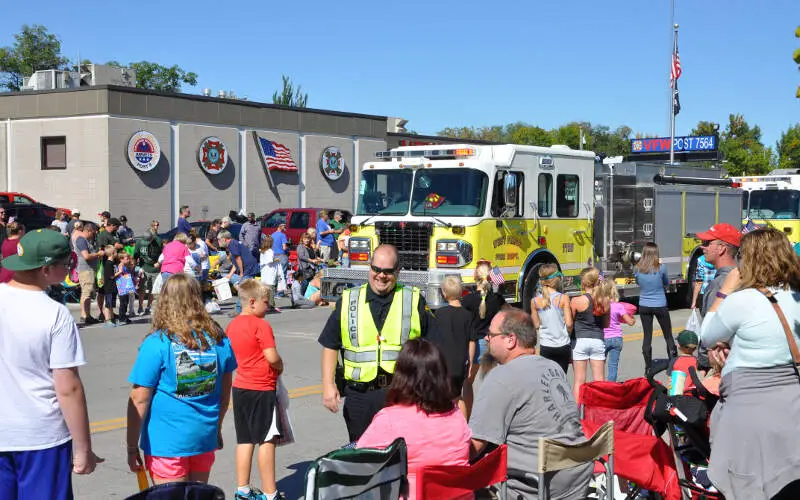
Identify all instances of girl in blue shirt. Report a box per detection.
[634,242,677,376]
[126,273,237,485]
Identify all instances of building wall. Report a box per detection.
[108,117,172,233]
[245,130,301,216]
[8,116,109,216]
[304,135,355,210]
[178,124,240,223]
[0,122,7,191]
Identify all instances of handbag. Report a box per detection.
[758,288,800,383]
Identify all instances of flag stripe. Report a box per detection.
[256,135,298,172]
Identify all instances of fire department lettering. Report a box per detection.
[493,235,523,248]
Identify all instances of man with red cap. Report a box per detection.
[696,222,741,370]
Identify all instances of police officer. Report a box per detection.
[318,244,438,442]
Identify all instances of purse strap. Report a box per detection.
[757,289,800,375]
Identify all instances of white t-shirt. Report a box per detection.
[260,249,278,286]
[0,284,86,451]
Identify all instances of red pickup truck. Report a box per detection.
[260,207,352,247]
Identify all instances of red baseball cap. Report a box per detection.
[696,223,741,247]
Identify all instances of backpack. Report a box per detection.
[144,239,161,263]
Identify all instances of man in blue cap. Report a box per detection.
[0,229,100,499]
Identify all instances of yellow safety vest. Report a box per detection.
[339,284,422,383]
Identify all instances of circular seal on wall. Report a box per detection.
[320,146,345,181]
[127,131,161,172]
[198,137,227,175]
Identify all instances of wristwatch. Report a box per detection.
[716,291,728,299]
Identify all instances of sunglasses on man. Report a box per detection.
[370,264,398,276]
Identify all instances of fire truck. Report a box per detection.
[321,144,741,309]
[733,169,800,244]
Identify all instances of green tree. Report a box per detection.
[0,24,69,91]
[777,124,800,170]
[510,125,553,146]
[794,26,800,98]
[590,125,633,158]
[551,122,586,149]
[128,61,198,93]
[272,74,308,108]
[690,121,719,137]
[720,113,775,176]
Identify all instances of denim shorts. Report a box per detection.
[572,337,606,361]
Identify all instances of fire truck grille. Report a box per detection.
[376,221,432,271]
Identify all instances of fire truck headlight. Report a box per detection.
[436,240,473,267]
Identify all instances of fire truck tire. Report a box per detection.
[521,263,544,313]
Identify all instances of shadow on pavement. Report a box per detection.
[278,461,312,499]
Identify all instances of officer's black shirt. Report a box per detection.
[317,285,437,350]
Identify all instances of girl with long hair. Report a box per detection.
[701,228,800,499]
[357,339,471,500]
[126,274,237,486]
[462,261,507,415]
[634,242,676,376]
[570,268,612,400]
[530,264,573,374]
[604,284,636,382]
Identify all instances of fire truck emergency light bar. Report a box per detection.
[375,148,476,159]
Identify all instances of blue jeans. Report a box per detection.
[605,337,624,382]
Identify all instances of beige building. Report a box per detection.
[0,85,402,232]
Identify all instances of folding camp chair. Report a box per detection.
[509,420,615,500]
[124,481,224,499]
[304,437,408,500]
[60,277,81,303]
[416,444,507,499]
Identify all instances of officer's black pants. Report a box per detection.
[343,386,388,443]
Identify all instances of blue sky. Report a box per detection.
[3,0,799,148]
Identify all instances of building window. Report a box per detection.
[556,174,580,218]
[41,136,67,170]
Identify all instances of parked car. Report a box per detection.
[260,208,352,247]
[158,221,242,243]
[0,192,72,217]
[0,200,60,231]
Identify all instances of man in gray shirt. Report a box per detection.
[73,223,103,325]
[696,223,741,370]
[238,212,262,259]
[470,308,592,499]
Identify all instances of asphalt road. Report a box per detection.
[68,300,692,499]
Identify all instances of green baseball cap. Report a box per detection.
[677,330,699,347]
[1,229,71,271]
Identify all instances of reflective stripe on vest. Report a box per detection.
[339,284,421,382]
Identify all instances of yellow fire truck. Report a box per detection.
[734,169,800,244]
[321,144,741,309]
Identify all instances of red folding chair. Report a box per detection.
[416,444,507,500]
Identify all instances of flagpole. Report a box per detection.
[669,24,679,166]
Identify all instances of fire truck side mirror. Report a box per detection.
[503,172,518,209]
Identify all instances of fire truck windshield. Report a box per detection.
[410,169,488,216]
[357,169,413,215]
[745,189,800,219]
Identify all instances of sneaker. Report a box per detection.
[144,307,151,315]
[234,487,267,500]
[103,321,117,328]
[137,306,144,315]
[84,316,101,325]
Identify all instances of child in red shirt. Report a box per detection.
[226,279,284,500]
[671,330,699,394]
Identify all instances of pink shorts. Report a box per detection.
[145,451,216,480]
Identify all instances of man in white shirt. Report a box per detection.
[0,229,100,499]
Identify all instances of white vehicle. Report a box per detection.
[734,169,800,243]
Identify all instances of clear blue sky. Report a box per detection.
[3,0,799,147]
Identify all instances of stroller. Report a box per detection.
[580,378,682,500]
[643,366,723,500]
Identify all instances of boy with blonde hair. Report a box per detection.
[225,279,285,500]
[434,275,473,417]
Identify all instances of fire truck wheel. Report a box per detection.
[521,263,544,313]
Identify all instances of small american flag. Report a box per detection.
[489,265,505,287]
[256,136,298,172]
[742,219,760,234]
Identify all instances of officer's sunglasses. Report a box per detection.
[370,264,398,276]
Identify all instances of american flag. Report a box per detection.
[671,44,681,116]
[256,136,298,172]
[742,219,760,234]
[671,49,682,82]
[489,265,505,287]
